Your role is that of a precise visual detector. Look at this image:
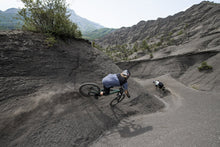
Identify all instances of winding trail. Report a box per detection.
[91,75,220,147]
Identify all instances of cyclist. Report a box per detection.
[153,80,165,90]
[99,70,131,98]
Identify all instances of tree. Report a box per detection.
[141,40,149,51]
[132,42,138,52]
[18,0,81,38]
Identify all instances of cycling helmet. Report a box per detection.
[121,69,131,79]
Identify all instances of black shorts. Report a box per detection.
[158,82,164,89]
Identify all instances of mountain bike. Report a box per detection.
[79,83,126,107]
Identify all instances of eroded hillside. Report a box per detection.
[94,1,220,93]
[95,1,220,61]
[0,31,163,147]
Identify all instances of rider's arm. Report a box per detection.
[124,90,130,98]
[122,83,130,98]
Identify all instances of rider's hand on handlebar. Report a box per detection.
[125,90,130,98]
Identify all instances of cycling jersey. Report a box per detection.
[102,74,128,90]
[155,80,160,86]
[154,80,164,88]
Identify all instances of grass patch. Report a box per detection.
[191,84,199,90]
[198,61,213,71]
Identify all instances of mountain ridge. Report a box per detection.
[68,9,104,34]
[0,8,21,30]
[95,1,220,61]
[0,8,106,35]
[4,8,19,13]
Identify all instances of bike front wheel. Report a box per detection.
[79,83,100,97]
[110,94,125,107]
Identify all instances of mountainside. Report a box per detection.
[0,8,106,36]
[0,31,163,146]
[4,8,19,13]
[68,9,104,34]
[83,28,116,40]
[0,8,21,30]
[95,1,220,61]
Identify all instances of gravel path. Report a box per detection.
[90,75,220,147]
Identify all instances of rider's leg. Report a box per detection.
[100,86,110,96]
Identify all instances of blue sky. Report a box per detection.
[1,0,220,28]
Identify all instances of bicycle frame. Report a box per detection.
[103,88,121,95]
[79,83,124,97]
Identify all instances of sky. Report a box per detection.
[0,0,220,28]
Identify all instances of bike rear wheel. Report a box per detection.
[79,83,100,97]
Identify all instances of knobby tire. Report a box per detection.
[79,83,100,97]
[110,94,125,107]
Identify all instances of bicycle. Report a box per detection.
[79,83,126,107]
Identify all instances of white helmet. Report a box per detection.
[121,70,131,79]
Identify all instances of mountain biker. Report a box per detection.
[153,80,165,90]
[99,70,131,98]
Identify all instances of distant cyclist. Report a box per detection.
[99,70,131,98]
[153,80,165,91]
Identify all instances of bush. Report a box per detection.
[141,40,149,51]
[198,62,213,71]
[45,36,56,47]
[177,30,183,36]
[18,0,81,38]
[150,53,153,59]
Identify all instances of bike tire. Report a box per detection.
[79,83,100,97]
[110,97,119,107]
[118,94,125,103]
[110,94,125,107]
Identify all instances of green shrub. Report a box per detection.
[150,53,153,59]
[167,39,175,46]
[18,0,81,38]
[45,36,56,47]
[133,42,139,52]
[191,84,199,90]
[141,40,149,51]
[184,24,189,30]
[198,62,213,71]
[177,30,183,36]
[156,41,162,47]
[91,41,95,47]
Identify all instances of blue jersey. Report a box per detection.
[102,74,128,90]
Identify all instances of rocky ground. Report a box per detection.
[0,31,163,147]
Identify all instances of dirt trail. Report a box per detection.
[90,75,220,147]
[0,31,164,147]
